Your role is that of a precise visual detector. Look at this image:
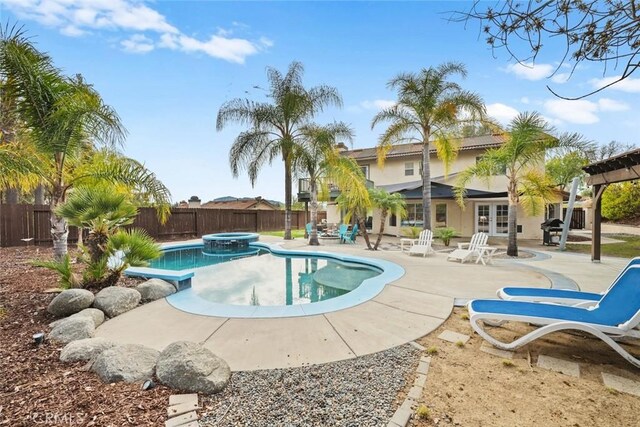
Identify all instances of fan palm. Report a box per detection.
[335,188,374,250]
[292,122,368,245]
[372,62,486,231]
[217,61,343,240]
[454,112,582,256]
[369,188,406,250]
[1,29,170,259]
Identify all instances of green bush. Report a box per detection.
[435,227,457,246]
[602,183,640,221]
[401,226,422,238]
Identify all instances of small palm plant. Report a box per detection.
[39,186,161,289]
[435,227,457,246]
[370,188,407,250]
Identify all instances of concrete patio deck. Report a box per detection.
[95,236,628,371]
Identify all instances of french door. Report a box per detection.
[475,203,509,236]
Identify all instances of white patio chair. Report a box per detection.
[447,232,488,263]
[407,229,434,257]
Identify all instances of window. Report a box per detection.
[405,162,414,176]
[360,165,369,179]
[435,203,447,227]
[389,214,397,227]
[476,156,506,175]
[401,203,423,227]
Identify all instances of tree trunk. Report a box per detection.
[308,179,320,245]
[373,208,387,250]
[51,186,68,261]
[422,136,432,230]
[4,188,19,204]
[507,188,518,257]
[34,184,45,205]
[357,214,372,249]
[284,156,292,240]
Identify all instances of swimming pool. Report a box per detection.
[128,241,404,318]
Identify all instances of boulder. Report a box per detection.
[92,344,159,383]
[136,279,176,302]
[47,289,95,317]
[93,287,141,318]
[60,337,117,363]
[48,317,95,344]
[50,308,105,329]
[156,341,231,394]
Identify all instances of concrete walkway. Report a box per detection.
[95,236,627,371]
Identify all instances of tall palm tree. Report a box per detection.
[217,61,343,240]
[372,62,486,231]
[335,187,374,250]
[369,188,406,250]
[293,122,368,245]
[1,29,170,259]
[454,112,581,256]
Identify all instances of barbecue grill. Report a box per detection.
[541,218,563,246]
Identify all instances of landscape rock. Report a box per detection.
[156,341,231,394]
[50,308,105,329]
[60,337,117,363]
[136,279,176,302]
[48,317,95,344]
[93,287,141,318]
[47,289,95,317]
[92,344,159,383]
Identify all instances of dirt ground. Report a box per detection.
[0,246,171,426]
[410,308,640,427]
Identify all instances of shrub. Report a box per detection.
[602,182,640,221]
[435,227,457,246]
[416,405,430,420]
[402,226,422,239]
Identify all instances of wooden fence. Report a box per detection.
[0,204,326,247]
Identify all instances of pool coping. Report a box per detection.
[127,241,405,319]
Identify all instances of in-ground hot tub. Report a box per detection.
[202,232,260,255]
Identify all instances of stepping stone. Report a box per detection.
[169,394,198,406]
[167,401,199,418]
[407,385,422,400]
[389,406,412,427]
[409,341,425,351]
[414,373,427,388]
[416,360,430,375]
[438,330,470,344]
[165,411,198,427]
[536,355,580,377]
[480,342,514,359]
[602,373,640,397]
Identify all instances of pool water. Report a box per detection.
[151,247,381,306]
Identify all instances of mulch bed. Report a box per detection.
[0,246,171,426]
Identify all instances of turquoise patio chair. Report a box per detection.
[468,265,640,368]
[343,223,359,244]
[338,224,349,243]
[305,223,312,236]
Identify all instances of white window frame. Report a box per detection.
[404,162,414,176]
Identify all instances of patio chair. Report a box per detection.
[447,232,488,263]
[497,257,640,307]
[407,229,434,257]
[306,223,312,236]
[338,224,349,243]
[468,265,640,368]
[343,223,359,244]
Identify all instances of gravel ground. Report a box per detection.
[200,345,420,427]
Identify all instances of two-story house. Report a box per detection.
[323,134,547,240]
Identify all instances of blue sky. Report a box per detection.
[2,1,639,203]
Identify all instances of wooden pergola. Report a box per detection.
[583,148,640,261]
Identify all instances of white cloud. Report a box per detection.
[520,97,530,105]
[590,76,640,93]
[544,99,599,124]
[121,34,154,54]
[550,72,570,84]
[504,62,555,81]
[3,0,270,64]
[486,103,519,124]
[360,99,396,110]
[597,98,630,112]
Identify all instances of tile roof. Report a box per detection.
[343,134,506,161]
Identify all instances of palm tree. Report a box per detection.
[217,61,343,240]
[293,122,368,245]
[1,29,170,259]
[371,62,486,231]
[454,112,581,256]
[369,188,406,250]
[335,187,374,250]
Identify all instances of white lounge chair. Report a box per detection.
[447,232,488,263]
[468,265,640,368]
[407,229,434,257]
[497,257,640,307]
